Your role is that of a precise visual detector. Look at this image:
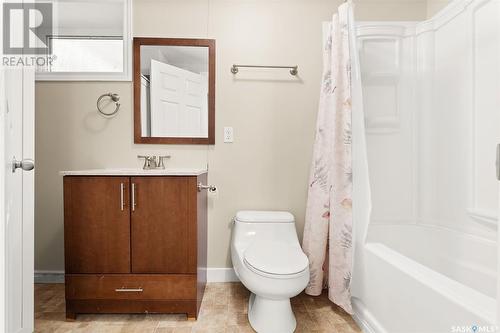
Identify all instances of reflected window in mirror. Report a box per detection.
[134,38,215,145]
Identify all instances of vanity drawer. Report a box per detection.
[65,274,197,300]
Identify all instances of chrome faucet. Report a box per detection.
[156,155,170,169]
[138,155,171,170]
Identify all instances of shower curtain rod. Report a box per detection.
[230,64,298,76]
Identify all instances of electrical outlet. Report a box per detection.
[223,127,234,143]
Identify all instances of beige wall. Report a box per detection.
[426,0,450,17]
[35,0,427,271]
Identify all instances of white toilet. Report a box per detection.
[230,211,310,333]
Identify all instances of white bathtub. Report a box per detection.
[352,224,497,333]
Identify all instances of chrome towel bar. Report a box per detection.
[231,64,298,76]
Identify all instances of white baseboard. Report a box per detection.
[206,268,239,282]
[35,268,240,284]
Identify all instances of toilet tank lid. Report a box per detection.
[235,211,294,223]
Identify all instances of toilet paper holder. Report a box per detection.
[197,183,217,192]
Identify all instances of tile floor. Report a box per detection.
[35,283,361,333]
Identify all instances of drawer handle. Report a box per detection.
[115,287,143,292]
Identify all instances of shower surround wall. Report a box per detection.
[357,23,418,227]
[418,0,500,239]
[352,0,499,331]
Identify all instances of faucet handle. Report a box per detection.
[157,155,171,169]
[138,155,153,170]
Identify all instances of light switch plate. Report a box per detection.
[223,127,234,143]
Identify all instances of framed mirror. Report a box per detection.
[133,38,215,144]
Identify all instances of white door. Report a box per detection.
[1,68,35,333]
[498,143,500,327]
[150,59,207,138]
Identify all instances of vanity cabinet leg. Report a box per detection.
[66,312,76,321]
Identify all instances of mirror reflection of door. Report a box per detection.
[139,45,209,139]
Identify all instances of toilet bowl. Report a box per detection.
[230,211,310,333]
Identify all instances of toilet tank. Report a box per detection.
[231,211,301,249]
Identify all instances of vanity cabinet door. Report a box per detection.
[130,176,196,274]
[64,176,131,273]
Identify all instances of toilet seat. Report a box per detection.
[243,240,308,278]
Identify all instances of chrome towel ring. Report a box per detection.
[97,93,120,117]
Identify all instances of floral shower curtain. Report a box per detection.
[302,2,354,314]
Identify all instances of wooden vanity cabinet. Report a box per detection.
[63,174,207,320]
[130,176,194,274]
[63,176,131,274]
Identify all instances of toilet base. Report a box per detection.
[247,293,297,333]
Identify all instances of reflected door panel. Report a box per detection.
[149,58,206,138]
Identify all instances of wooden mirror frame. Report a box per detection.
[133,37,216,144]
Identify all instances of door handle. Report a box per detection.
[496,144,500,181]
[12,157,35,173]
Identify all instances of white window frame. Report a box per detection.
[35,0,132,81]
